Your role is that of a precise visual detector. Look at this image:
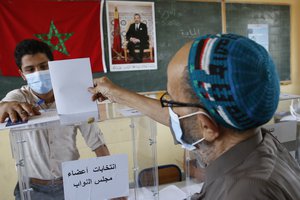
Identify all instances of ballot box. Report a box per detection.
[265,94,300,164]
[6,102,202,200]
[7,102,157,200]
[263,121,300,164]
[99,103,203,200]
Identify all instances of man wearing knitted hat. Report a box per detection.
[89,33,300,199]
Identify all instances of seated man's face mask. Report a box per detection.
[25,70,52,94]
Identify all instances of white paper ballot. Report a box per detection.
[159,185,187,200]
[48,58,98,125]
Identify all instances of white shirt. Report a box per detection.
[2,85,106,179]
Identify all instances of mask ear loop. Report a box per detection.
[179,110,218,150]
[179,110,218,127]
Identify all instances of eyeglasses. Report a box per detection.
[160,92,207,110]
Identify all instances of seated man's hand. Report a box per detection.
[0,101,40,123]
[129,37,139,44]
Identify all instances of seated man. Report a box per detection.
[126,13,149,63]
[0,39,110,200]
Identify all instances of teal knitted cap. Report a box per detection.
[188,33,280,131]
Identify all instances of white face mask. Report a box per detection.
[25,70,52,94]
[168,107,210,151]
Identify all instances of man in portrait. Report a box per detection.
[126,13,149,63]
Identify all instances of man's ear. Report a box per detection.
[18,69,26,81]
[198,114,220,142]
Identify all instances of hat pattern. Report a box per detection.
[188,33,280,131]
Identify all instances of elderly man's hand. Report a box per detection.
[88,77,121,103]
[0,101,40,123]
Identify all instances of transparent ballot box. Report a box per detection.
[265,94,300,164]
[9,102,203,200]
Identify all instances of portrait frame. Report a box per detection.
[106,1,157,72]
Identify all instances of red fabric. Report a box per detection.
[112,9,122,54]
[0,0,105,76]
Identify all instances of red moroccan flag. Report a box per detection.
[112,7,122,55]
[0,0,106,76]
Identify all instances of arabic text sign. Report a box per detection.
[62,154,129,200]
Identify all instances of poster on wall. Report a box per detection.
[106,1,157,72]
[247,24,269,52]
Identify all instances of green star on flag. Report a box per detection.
[35,20,73,55]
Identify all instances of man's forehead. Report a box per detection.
[167,42,192,76]
[21,53,48,66]
[166,42,193,99]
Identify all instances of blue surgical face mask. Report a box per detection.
[168,107,212,151]
[25,70,52,94]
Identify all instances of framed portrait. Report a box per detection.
[106,1,157,72]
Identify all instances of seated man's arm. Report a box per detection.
[89,77,170,126]
[126,24,133,41]
[94,144,110,157]
[78,122,110,156]
[142,24,149,43]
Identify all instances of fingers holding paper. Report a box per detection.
[88,77,121,103]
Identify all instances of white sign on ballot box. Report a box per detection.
[62,154,129,200]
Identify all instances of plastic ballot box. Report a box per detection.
[5,102,203,200]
